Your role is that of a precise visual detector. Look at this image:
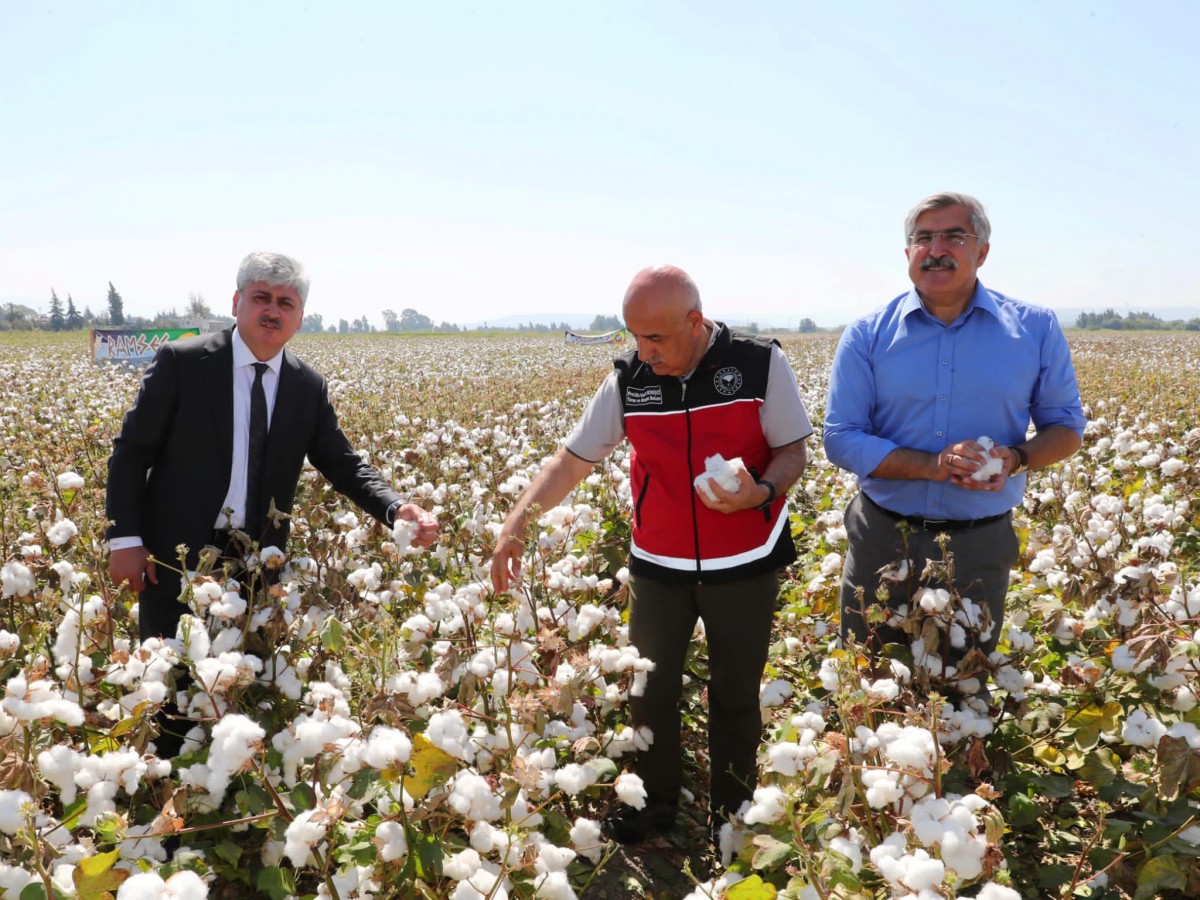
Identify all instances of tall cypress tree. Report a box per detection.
[66,295,83,330]
[107,281,125,325]
[49,289,66,331]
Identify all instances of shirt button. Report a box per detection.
[939,395,946,401]
[936,431,943,437]
[942,360,949,365]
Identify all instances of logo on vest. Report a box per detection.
[714,367,743,396]
[625,385,663,406]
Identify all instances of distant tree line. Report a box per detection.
[1075,309,1200,331]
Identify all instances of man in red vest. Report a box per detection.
[491,265,812,843]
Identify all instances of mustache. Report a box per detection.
[257,315,281,327]
[921,255,957,271]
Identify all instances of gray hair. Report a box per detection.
[904,192,991,244]
[236,252,310,304]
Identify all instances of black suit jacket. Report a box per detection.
[106,328,400,638]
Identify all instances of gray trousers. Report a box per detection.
[839,492,1018,660]
[627,568,781,818]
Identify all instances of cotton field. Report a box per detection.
[3,331,1200,900]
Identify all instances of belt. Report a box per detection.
[861,493,1008,532]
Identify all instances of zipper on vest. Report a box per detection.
[682,381,702,579]
[634,474,650,528]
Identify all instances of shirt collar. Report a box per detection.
[901,280,998,324]
[231,327,284,374]
[679,320,720,381]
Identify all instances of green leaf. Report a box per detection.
[750,834,795,871]
[255,867,297,900]
[320,615,345,652]
[1008,793,1041,828]
[290,782,317,811]
[411,831,444,879]
[1076,748,1120,786]
[1134,854,1186,900]
[348,767,379,800]
[215,840,243,865]
[20,886,54,900]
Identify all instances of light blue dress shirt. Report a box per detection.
[824,281,1086,520]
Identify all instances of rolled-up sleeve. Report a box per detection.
[823,323,898,479]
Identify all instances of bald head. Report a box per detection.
[623,265,702,320]
[622,265,710,377]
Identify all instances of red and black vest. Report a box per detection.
[614,324,795,584]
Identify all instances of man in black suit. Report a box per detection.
[106,251,437,641]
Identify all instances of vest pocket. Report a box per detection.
[634,475,651,527]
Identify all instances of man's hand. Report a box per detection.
[697,465,770,513]
[490,534,526,593]
[395,504,439,548]
[938,439,1009,490]
[108,546,157,593]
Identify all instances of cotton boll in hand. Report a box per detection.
[970,437,1004,482]
[694,454,745,502]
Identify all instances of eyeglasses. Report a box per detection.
[908,231,979,247]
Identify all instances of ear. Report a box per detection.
[231,290,241,315]
[975,242,990,268]
[904,246,912,263]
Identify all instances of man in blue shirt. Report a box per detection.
[824,192,1086,675]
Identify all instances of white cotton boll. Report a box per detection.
[37,745,81,804]
[818,657,844,692]
[693,454,745,502]
[449,771,503,821]
[917,588,951,613]
[970,437,1004,482]
[865,678,900,701]
[1161,458,1187,477]
[533,842,577,875]
[284,809,327,867]
[613,772,647,809]
[766,742,812,777]
[1122,709,1168,748]
[375,821,408,862]
[117,872,168,899]
[976,884,1022,900]
[57,471,85,491]
[743,786,787,825]
[205,714,266,799]
[361,726,412,769]
[570,818,604,864]
[821,552,843,576]
[861,770,904,808]
[554,763,598,796]
[209,591,247,621]
[443,848,483,881]
[759,679,793,709]
[533,871,576,900]
[1,561,35,598]
[0,790,33,835]
[46,518,79,546]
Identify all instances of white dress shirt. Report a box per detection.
[108,328,284,551]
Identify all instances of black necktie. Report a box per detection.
[246,362,269,537]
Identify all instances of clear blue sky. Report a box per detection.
[2,2,1196,327]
